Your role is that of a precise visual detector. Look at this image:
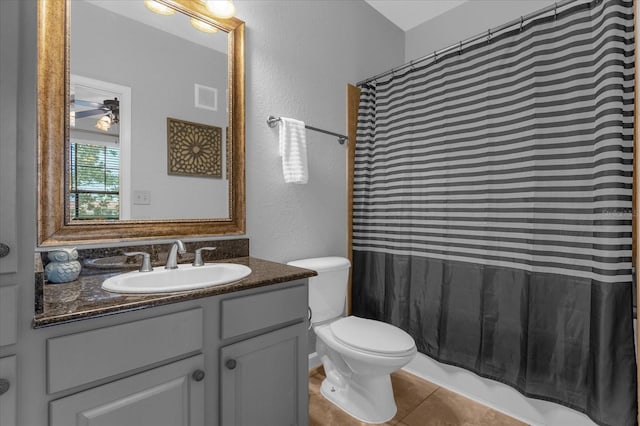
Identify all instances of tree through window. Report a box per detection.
[69,142,120,220]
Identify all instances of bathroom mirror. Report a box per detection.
[37,0,245,246]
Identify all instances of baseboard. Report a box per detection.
[308,351,321,370]
[403,353,597,426]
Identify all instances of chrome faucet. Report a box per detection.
[193,247,217,267]
[165,240,186,270]
[124,251,153,272]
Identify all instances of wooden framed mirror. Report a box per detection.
[37,0,245,246]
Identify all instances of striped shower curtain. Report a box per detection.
[352,1,636,425]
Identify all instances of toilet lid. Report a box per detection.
[330,316,415,355]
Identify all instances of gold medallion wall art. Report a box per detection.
[167,117,222,178]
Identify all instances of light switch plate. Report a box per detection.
[133,190,151,205]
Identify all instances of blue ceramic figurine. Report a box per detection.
[45,248,81,283]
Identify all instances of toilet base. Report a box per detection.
[320,374,397,424]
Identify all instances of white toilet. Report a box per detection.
[288,257,417,424]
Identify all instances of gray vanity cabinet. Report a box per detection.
[0,1,20,421]
[47,308,205,426]
[0,356,16,426]
[220,324,308,426]
[219,282,309,426]
[50,354,205,426]
[44,279,310,426]
[0,0,18,275]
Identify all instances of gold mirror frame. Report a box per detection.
[37,0,245,246]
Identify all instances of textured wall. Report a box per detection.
[405,1,550,62]
[235,1,404,263]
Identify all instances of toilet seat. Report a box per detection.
[329,316,416,357]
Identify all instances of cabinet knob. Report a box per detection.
[0,243,9,258]
[191,369,206,382]
[225,359,237,370]
[0,379,10,396]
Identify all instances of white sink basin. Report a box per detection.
[101,263,252,294]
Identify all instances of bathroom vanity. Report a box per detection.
[33,253,315,426]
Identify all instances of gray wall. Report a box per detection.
[235,0,404,263]
[405,0,550,62]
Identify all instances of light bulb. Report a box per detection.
[205,1,235,19]
[190,17,219,33]
[95,115,112,132]
[144,0,176,15]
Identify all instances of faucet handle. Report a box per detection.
[193,247,217,267]
[124,252,153,272]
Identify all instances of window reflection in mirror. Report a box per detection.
[70,0,230,221]
[69,76,129,220]
[69,140,120,220]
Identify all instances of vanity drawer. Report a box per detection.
[0,285,18,347]
[47,308,203,394]
[221,283,307,339]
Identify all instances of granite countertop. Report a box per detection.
[33,256,316,328]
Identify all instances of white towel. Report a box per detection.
[279,117,308,184]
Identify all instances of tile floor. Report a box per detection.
[309,366,528,426]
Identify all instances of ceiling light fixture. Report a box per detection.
[190,17,219,33]
[205,0,235,19]
[95,114,112,132]
[144,0,176,15]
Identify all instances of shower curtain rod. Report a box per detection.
[356,0,578,86]
[267,115,348,144]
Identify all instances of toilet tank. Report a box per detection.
[287,257,351,324]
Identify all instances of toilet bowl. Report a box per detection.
[314,316,417,423]
[287,257,417,424]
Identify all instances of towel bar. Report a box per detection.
[267,116,348,145]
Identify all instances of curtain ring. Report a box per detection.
[487,29,492,43]
[433,51,437,63]
[458,40,463,55]
[520,16,524,31]
[554,2,558,19]
[409,59,415,71]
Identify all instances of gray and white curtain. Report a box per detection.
[352,1,636,425]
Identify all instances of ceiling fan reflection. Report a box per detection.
[72,97,120,132]
[73,98,119,121]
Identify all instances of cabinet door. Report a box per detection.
[220,324,308,426]
[50,354,205,426]
[0,356,16,426]
[0,0,19,274]
[0,285,18,347]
